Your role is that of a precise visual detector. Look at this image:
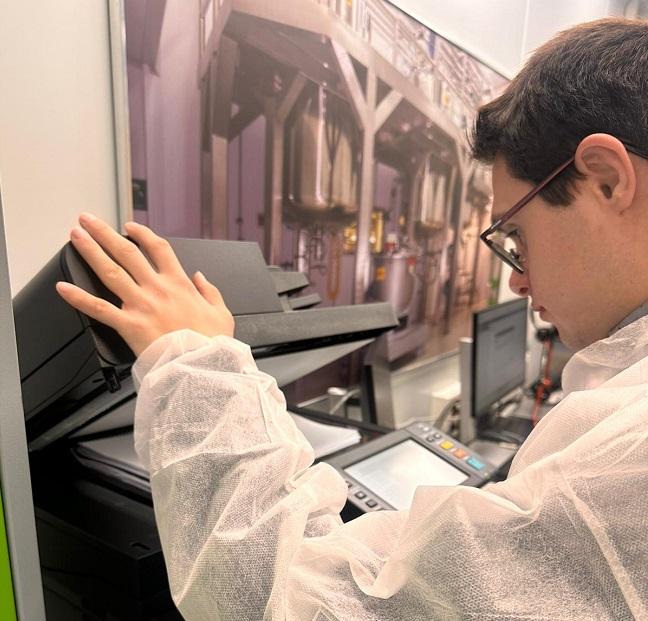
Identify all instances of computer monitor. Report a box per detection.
[471,299,528,425]
[0,192,46,619]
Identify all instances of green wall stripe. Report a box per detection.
[0,489,17,621]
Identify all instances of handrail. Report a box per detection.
[200,0,495,124]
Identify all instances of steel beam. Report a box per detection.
[263,74,307,265]
[443,166,463,333]
[210,36,238,138]
[228,103,262,140]
[374,89,402,132]
[330,40,367,127]
[210,134,230,239]
[353,69,377,304]
[198,1,232,83]
[277,73,307,123]
[202,36,238,239]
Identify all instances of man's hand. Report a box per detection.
[56,213,235,356]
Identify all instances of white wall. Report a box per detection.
[522,0,625,61]
[0,1,120,294]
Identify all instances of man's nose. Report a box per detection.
[509,267,530,298]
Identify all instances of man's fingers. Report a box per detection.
[192,271,225,306]
[78,213,157,284]
[55,281,123,329]
[123,221,185,276]
[70,226,140,304]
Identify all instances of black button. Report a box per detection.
[355,491,366,499]
[433,433,442,440]
[366,499,378,508]
[345,480,352,488]
[425,435,435,442]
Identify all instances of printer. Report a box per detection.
[13,238,397,620]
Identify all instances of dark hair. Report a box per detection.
[471,18,648,205]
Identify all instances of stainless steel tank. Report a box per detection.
[421,157,448,226]
[367,249,418,317]
[285,84,360,217]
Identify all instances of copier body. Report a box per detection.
[14,238,397,620]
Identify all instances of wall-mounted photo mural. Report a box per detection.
[124,0,507,397]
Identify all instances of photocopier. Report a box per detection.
[13,238,397,620]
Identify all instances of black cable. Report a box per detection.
[478,429,526,446]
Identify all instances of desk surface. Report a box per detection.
[468,394,558,477]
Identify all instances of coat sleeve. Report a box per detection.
[131,330,647,621]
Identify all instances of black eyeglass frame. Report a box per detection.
[480,140,648,274]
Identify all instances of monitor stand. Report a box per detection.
[458,337,476,444]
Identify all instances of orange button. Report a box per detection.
[440,440,454,450]
[453,449,467,459]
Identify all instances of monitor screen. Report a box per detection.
[344,439,468,510]
[472,299,528,420]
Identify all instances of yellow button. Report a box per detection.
[440,440,454,450]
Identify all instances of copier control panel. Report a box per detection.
[326,422,494,513]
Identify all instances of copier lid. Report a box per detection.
[14,238,397,450]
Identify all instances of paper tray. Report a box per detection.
[72,412,361,495]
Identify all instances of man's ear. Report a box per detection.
[574,134,636,212]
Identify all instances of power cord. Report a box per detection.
[530,326,557,427]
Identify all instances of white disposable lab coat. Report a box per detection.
[132,315,648,620]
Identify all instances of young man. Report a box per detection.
[57,17,648,621]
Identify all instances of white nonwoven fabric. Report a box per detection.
[131,316,648,620]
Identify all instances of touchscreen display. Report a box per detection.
[344,439,468,510]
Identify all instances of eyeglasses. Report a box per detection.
[480,140,648,274]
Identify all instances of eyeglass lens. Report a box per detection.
[490,232,525,273]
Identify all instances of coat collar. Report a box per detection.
[562,314,648,395]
